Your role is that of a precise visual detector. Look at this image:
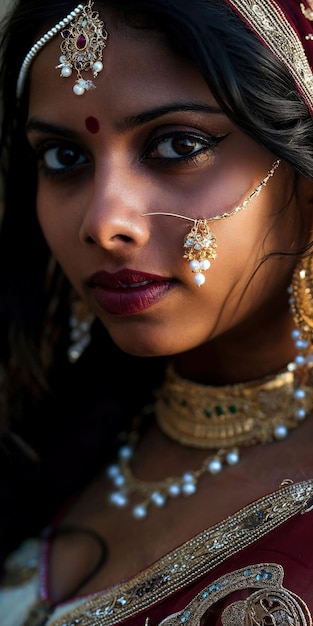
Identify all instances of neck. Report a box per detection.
[172,307,295,386]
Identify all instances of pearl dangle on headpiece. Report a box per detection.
[142,159,280,286]
[56,1,107,96]
[16,1,108,99]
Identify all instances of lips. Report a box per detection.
[88,269,174,315]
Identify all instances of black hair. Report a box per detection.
[0,0,312,566]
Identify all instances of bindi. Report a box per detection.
[85,116,100,134]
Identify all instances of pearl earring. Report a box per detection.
[68,296,94,363]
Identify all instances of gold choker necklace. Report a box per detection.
[106,329,313,520]
[154,361,313,449]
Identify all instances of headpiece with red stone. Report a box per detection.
[16,0,313,108]
[16,0,108,99]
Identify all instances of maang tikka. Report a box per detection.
[142,159,281,286]
[57,1,108,96]
[16,1,108,99]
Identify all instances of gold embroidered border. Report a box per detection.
[158,563,312,626]
[51,480,313,626]
[225,0,313,110]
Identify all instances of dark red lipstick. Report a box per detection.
[88,269,174,315]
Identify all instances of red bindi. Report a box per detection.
[85,116,100,134]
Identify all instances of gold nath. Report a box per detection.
[142,159,280,286]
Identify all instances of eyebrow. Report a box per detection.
[117,102,224,131]
[26,118,79,138]
[25,102,224,137]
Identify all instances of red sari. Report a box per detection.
[37,479,313,626]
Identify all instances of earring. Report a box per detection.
[68,295,95,363]
[289,253,313,345]
[142,159,281,287]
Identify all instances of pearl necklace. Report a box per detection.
[106,308,313,520]
[107,407,241,520]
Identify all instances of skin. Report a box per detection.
[27,12,313,384]
[25,10,313,602]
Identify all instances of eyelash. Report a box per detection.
[142,130,226,165]
[33,130,226,178]
[35,142,87,178]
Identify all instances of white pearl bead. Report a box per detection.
[182,482,197,495]
[61,66,72,77]
[294,388,306,400]
[59,55,67,63]
[93,61,103,73]
[73,83,85,95]
[68,347,80,361]
[296,408,306,420]
[226,450,239,465]
[194,273,205,286]
[200,259,211,271]
[182,473,194,482]
[151,492,166,507]
[119,445,133,459]
[208,458,222,474]
[291,329,301,339]
[295,339,309,350]
[106,464,119,478]
[133,504,147,519]
[294,355,306,366]
[190,260,200,271]
[168,484,181,496]
[274,424,288,439]
[109,492,127,507]
[113,474,126,487]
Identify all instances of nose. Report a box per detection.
[79,163,151,253]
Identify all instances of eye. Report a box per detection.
[142,131,226,164]
[36,142,87,174]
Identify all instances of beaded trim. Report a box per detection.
[158,563,312,626]
[225,0,313,111]
[16,5,84,99]
[48,480,313,626]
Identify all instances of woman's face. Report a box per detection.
[26,10,309,358]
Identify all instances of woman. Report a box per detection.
[1,0,313,624]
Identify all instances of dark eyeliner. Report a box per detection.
[141,130,228,164]
[32,140,88,178]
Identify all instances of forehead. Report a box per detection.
[27,9,213,122]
